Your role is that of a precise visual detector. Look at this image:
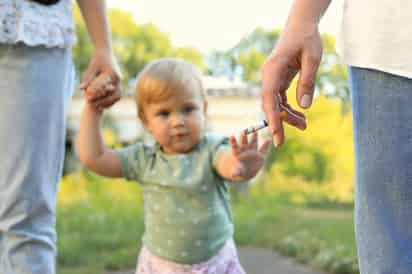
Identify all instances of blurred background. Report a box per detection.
[59,1,359,273]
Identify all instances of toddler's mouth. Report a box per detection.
[175,133,188,138]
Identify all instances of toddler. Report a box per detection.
[76,58,271,274]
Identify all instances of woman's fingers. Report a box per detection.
[261,64,285,147]
[85,74,112,101]
[280,103,307,130]
[80,65,99,90]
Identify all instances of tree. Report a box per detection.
[207,27,281,82]
[207,28,349,107]
[72,7,204,90]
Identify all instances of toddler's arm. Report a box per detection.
[215,132,271,181]
[76,103,122,178]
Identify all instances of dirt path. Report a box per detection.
[106,247,324,274]
[238,246,323,274]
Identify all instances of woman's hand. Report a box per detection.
[83,72,119,112]
[80,49,122,110]
[229,132,271,181]
[261,21,323,147]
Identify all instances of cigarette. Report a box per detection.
[243,111,286,135]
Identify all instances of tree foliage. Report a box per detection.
[207,28,349,107]
[72,7,204,88]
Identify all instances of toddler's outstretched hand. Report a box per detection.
[229,132,271,180]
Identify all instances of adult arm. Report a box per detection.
[76,0,121,108]
[261,0,331,146]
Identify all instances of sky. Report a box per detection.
[107,0,344,53]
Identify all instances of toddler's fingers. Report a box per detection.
[230,136,240,156]
[105,83,116,92]
[259,140,271,155]
[94,92,121,109]
[250,132,258,150]
[240,132,248,147]
[89,83,116,102]
[86,74,113,100]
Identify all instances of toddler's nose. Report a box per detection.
[171,114,185,127]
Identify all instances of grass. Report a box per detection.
[56,173,358,274]
[233,195,358,273]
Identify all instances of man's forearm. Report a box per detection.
[286,0,332,26]
[76,0,112,51]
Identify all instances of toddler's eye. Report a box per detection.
[157,110,170,117]
[183,106,196,114]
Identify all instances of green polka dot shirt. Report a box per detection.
[118,134,234,264]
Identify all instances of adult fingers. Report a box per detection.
[88,83,116,103]
[297,51,322,109]
[80,61,100,90]
[262,60,285,147]
[280,104,307,130]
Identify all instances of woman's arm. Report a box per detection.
[76,0,112,53]
[76,104,122,178]
[286,0,331,26]
[76,0,121,108]
[261,0,331,147]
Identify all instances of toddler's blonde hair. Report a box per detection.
[135,58,206,123]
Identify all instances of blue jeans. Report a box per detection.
[0,44,74,274]
[350,67,412,274]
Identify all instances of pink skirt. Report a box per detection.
[135,239,246,274]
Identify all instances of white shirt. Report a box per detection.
[0,0,76,48]
[337,0,412,79]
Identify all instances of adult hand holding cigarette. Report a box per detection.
[243,102,306,135]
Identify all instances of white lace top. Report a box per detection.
[0,0,76,48]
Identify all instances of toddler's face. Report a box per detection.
[143,89,206,154]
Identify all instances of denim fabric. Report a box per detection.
[349,67,412,274]
[0,43,74,274]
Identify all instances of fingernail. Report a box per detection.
[300,94,311,108]
[273,137,279,147]
[273,135,282,147]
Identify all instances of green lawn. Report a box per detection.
[233,196,358,273]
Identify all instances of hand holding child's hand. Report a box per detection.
[83,73,121,112]
[229,132,271,180]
